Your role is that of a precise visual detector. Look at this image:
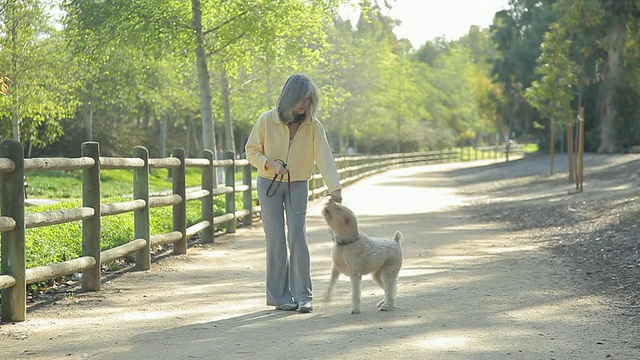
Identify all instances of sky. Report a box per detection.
[340,0,511,48]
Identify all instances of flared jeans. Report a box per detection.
[257,176,311,306]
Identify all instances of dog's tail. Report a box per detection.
[394,231,403,243]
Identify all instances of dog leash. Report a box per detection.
[266,159,294,211]
[265,159,289,197]
[265,159,306,215]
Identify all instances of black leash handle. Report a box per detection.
[266,159,288,198]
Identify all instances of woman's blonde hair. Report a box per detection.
[277,73,319,123]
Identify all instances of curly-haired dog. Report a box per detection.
[321,198,403,314]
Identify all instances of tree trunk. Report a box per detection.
[185,117,191,156]
[10,20,20,142]
[191,0,217,152]
[597,15,626,153]
[84,101,93,141]
[396,119,402,153]
[159,113,167,157]
[265,69,272,108]
[567,122,575,182]
[142,104,150,128]
[339,135,347,154]
[191,116,201,154]
[11,102,19,142]
[549,118,555,175]
[220,69,235,153]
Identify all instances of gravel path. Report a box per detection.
[1,155,639,360]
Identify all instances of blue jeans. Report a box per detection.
[257,176,311,306]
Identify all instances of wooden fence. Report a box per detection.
[0,141,523,322]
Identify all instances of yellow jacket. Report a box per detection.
[245,108,341,192]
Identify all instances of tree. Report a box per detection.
[490,0,558,146]
[596,0,637,153]
[458,26,503,144]
[551,0,603,183]
[524,23,577,174]
[64,0,341,154]
[0,0,74,149]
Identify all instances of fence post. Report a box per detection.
[81,142,101,291]
[133,146,150,270]
[242,158,253,226]
[506,142,510,162]
[224,150,236,233]
[172,148,187,255]
[0,140,26,322]
[201,149,215,243]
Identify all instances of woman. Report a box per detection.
[245,73,342,313]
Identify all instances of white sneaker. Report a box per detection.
[298,301,313,313]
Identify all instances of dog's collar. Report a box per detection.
[335,236,358,246]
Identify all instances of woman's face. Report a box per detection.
[296,97,311,114]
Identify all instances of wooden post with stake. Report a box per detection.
[224,150,236,234]
[567,118,575,183]
[81,142,101,291]
[576,107,585,192]
[200,149,215,243]
[0,140,26,322]
[133,146,151,270]
[172,148,187,255]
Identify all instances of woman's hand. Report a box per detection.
[266,159,288,175]
[330,189,342,203]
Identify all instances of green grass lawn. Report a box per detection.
[26,167,207,198]
[3,165,254,297]
[522,142,539,153]
[6,157,259,295]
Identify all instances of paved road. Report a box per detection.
[1,159,638,359]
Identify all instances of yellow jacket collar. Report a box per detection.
[268,109,312,125]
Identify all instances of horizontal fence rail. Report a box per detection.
[0,141,523,322]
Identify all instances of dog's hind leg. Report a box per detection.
[372,269,384,288]
[349,272,362,314]
[378,266,400,311]
[373,270,386,308]
[378,279,397,311]
[324,265,341,302]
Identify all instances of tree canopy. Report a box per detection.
[0,0,638,156]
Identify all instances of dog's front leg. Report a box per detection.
[349,272,362,314]
[324,265,341,302]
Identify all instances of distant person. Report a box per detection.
[245,73,342,313]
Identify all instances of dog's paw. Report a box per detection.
[378,304,392,311]
[350,308,360,314]
[376,299,385,307]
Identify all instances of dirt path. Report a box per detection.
[2,158,639,360]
